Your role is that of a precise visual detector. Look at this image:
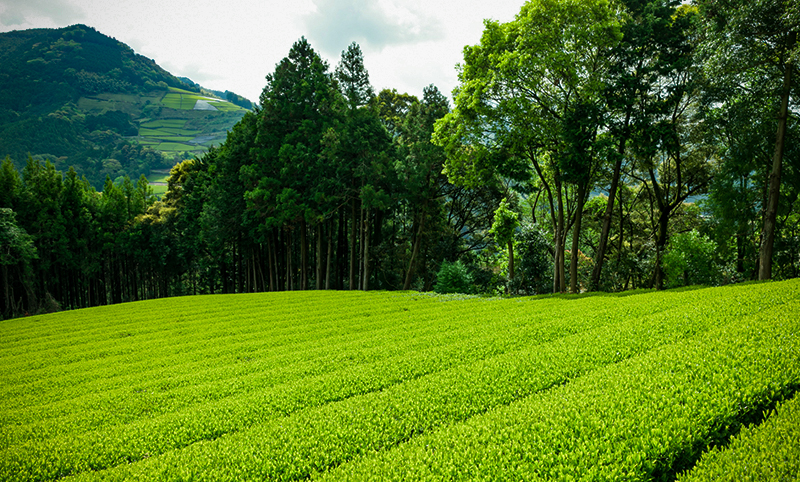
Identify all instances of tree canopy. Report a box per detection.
[1,0,798,318]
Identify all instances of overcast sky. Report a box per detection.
[0,0,526,104]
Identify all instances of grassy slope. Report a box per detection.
[0,281,798,481]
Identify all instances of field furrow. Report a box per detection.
[677,391,800,481]
[320,300,800,481]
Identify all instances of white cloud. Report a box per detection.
[0,0,526,103]
[304,0,444,57]
[0,0,84,27]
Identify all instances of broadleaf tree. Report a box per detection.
[697,0,799,279]
[434,0,623,293]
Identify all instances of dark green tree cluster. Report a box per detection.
[0,39,501,318]
[0,156,164,319]
[209,39,502,294]
[2,0,798,318]
[433,0,799,293]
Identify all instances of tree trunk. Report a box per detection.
[590,133,627,290]
[349,199,357,290]
[553,179,567,293]
[232,242,238,293]
[654,208,669,290]
[267,235,275,291]
[616,189,625,268]
[286,230,293,291]
[507,240,515,294]
[325,219,333,290]
[570,181,588,294]
[2,264,9,318]
[221,257,229,294]
[553,221,562,293]
[403,210,425,290]
[363,207,371,291]
[759,34,794,280]
[316,223,323,290]
[373,209,384,288]
[337,207,345,290]
[358,203,365,286]
[300,219,308,290]
[237,237,245,293]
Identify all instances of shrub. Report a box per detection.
[516,224,553,294]
[434,260,474,294]
[663,229,720,287]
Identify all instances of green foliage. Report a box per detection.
[0,208,37,266]
[224,91,253,110]
[516,223,554,294]
[0,25,246,189]
[662,230,721,288]
[335,42,374,109]
[1,281,797,480]
[433,260,474,294]
[489,197,519,289]
[434,0,623,293]
[0,156,21,209]
[246,37,345,231]
[696,0,799,281]
[560,100,603,186]
[678,392,800,481]
[488,198,518,248]
[0,204,38,319]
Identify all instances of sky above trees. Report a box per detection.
[0,0,526,103]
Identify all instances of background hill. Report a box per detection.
[0,24,251,189]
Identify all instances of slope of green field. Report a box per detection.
[0,281,798,481]
[678,391,800,481]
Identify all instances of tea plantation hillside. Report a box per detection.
[1,281,798,481]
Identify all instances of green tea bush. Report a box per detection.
[678,392,800,482]
[325,296,800,481]
[0,280,797,481]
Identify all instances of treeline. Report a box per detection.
[1,0,798,319]
[0,40,506,318]
[434,0,799,291]
[1,159,159,317]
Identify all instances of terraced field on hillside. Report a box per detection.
[78,86,247,160]
[1,281,798,481]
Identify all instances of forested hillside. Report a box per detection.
[1,0,798,319]
[0,24,250,189]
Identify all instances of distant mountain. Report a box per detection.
[0,24,251,188]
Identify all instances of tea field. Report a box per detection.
[1,280,798,481]
[79,86,247,161]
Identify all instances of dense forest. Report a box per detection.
[1,0,798,319]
